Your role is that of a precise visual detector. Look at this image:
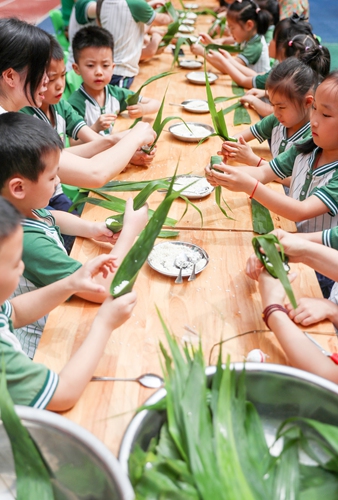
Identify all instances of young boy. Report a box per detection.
[0,112,148,358]
[0,195,137,411]
[68,25,160,136]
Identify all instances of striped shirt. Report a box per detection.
[270,146,338,232]
[66,0,97,72]
[251,114,311,158]
[100,0,156,77]
[237,34,270,74]
[0,300,58,407]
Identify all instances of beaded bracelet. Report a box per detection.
[262,304,288,330]
[257,157,265,167]
[249,180,259,199]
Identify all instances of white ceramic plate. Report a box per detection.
[184,3,199,9]
[148,241,209,278]
[181,99,209,113]
[185,71,218,85]
[168,122,214,142]
[179,18,195,24]
[177,34,197,42]
[178,24,194,33]
[179,59,203,69]
[173,175,214,198]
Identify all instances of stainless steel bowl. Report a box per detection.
[169,122,214,142]
[0,406,134,499]
[119,363,338,474]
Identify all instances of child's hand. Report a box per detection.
[220,136,256,165]
[245,253,264,281]
[92,113,117,133]
[240,94,260,112]
[90,222,120,244]
[205,161,256,193]
[271,229,309,263]
[190,43,205,57]
[123,197,148,235]
[286,297,337,326]
[198,32,213,45]
[207,49,227,66]
[218,48,232,60]
[245,88,266,99]
[70,254,118,295]
[132,121,157,147]
[96,291,137,331]
[127,104,144,119]
[130,147,156,167]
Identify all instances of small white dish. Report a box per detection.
[173,175,214,198]
[184,3,199,9]
[178,24,194,33]
[185,71,218,85]
[179,59,203,69]
[148,241,209,278]
[169,122,214,142]
[181,99,209,113]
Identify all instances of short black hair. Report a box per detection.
[48,33,64,61]
[0,196,22,247]
[228,0,271,36]
[72,25,114,63]
[0,18,51,107]
[0,113,63,190]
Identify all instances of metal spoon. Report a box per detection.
[91,373,164,389]
[175,253,189,284]
[188,262,197,281]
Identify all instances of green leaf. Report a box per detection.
[234,105,251,125]
[214,95,240,104]
[232,83,245,96]
[251,198,274,234]
[125,71,174,105]
[0,360,54,499]
[205,43,241,53]
[172,37,189,67]
[210,156,234,220]
[222,101,241,115]
[159,230,180,238]
[252,234,297,308]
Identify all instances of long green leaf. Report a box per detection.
[251,198,274,234]
[232,83,245,96]
[210,155,234,220]
[125,71,174,105]
[214,95,240,104]
[222,101,241,115]
[172,37,189,67]
[234,105,251,125]
[252,234,297,308]
[0,361,54,499]
[205,43,241,53]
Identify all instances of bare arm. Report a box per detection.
[46,291,137,411]
[151,12,172,26]
[140,32,163,60]
[127,96,160,119]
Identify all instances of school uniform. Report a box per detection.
[237,34,270,73]
[11,209,81,358]
[0,300,58,407]
[66,0,97,72]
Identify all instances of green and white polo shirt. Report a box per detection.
[270,146,338,232]
[237,34,270,73]
[252,69,270,90]
[100,0,156,77]
[323,226,338,250]
[21,101,86,143]
[68,83,136,134]
[250,114,311,158]
[12,209,81,358]
[0,300,58,407]
[67,0,98,71]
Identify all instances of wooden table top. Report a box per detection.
[35,1,336,458]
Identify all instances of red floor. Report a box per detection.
[0,0,60,23]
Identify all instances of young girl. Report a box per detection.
[191,0,271,77]
[221,56,328,168]
[206,70,338,235]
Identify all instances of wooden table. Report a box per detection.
[35,2,337,457]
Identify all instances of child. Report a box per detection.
[0,195,137,410]
[206,70,338,235]
[0,112,148,358]
[68,25,160,136]
[245,229,338,383]
[221,58,315,168]
[191,0,271,80]
[66,0,97,72]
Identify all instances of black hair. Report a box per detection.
[257,0,279,27]
[285,34,330,77]
[72,25,114,63]
[0,196,22,246]
[227,0,271,36]
[0,113,63,190]
[297,71,338,155]
[267,57,317,107]
[0,18,51,107]
[48,33,64,61]
[273,15,313,61]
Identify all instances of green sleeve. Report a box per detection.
[252,70,270,90]
[125,0,155,24]
[264,25,274,45]
[19,106,36,116]
[61,0,75,26]
[250,114,279,143]
[311,171,338,217]
[75,0,97,24]
[59,100,87,139]
[68,90,86,119]
[238,37,262,66]
[108,85,135,112]
[22,232,81,288]
[323,227,338,250]
[269,146,300,179]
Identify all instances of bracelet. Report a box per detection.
[249,180,259,199]
[257,157,265,167]
[262,304,288,329]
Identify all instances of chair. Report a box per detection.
[49,9,69,52]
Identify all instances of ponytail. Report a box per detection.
[228,0,271,36]
[286,35,331,78]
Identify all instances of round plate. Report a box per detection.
[179,18,195,24]
[179,59,203,69]
[148,241,209,278]
[184,3,199,9]
[185,71,218,85]
[178,24,194,33]
[168,122,214,142]
[173,175,214,198]
[182,12,198,19]
[181,99,209,113]
[177,34,197,42]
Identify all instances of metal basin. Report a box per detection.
[0,406,134,499]
[119,363,338,474]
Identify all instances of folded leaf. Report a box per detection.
[205,43,241,53]
[251,198,274,234]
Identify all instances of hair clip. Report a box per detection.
[305,46,310,51]
[288,40,293,46]
[256,7,261,13]
[318,45,322,49]
[290,12,307,23]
